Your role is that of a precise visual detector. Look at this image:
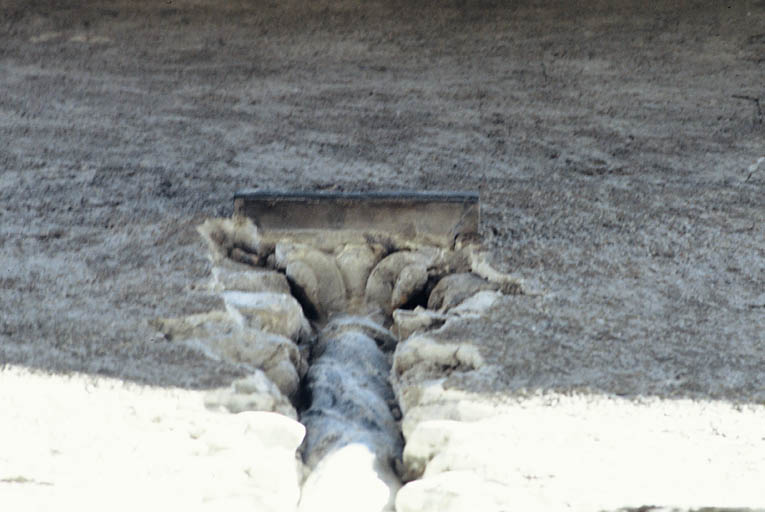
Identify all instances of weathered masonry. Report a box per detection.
[154,190,521,512]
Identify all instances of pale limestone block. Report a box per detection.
[262,358,300,398]
[399,419,455,480]
[181,328,306,398]
[223,291,311,342]
[427,272,498,312]
[204,370,297,420]
[391,262,428,310]
[449,290,502,316]
[285,259,320,313]
[393,334,484,377]
[468,249,524,295]
[197,216,261,264]
[392,308,448,340]
[335,243,385,310]
[275,242,347,318]
[365,251,434,315]
[396,378,500,440]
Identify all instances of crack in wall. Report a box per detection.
[298,318,402,511]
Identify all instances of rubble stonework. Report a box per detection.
[153,216,519,511]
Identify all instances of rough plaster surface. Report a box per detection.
[0,0,763,509]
